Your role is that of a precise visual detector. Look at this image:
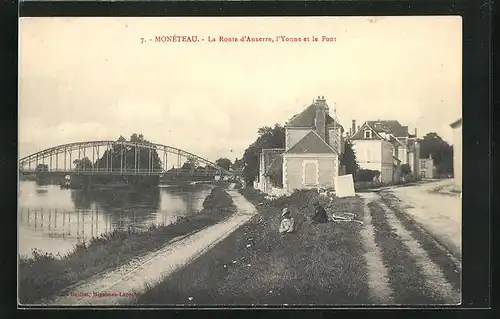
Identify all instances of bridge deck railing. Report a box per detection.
[20,168,228,176]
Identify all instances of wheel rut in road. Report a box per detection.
[359,192,461,305]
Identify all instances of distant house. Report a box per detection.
[348,120,420,183]
[450,117,462,188]
[419,155,435,179]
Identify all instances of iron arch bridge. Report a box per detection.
[18,141,234,176]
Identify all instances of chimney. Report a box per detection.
[351,120,356,135]
[357,125,361,132]
[414,127,417,137]
[315,96,327,140]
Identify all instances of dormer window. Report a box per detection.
[364,130,372,139]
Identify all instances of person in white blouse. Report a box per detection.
[279,207,295,234]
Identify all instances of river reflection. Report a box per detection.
[18,181,214,258]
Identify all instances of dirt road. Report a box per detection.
[42,189,257,306]
[359,191,461,305]
[385,180,462,260]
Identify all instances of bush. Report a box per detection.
[401,164,412,176]
[354,169,380,182]
[202,187,233,210]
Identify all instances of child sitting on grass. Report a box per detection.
[279,208,295,234]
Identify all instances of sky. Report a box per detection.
[19,16,462,162]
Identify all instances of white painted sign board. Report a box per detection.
[334,174,355,198]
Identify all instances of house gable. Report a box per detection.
[285,127,311,151]
[350,122,384,140]
[285,131,337,155]
[350,121,407,148]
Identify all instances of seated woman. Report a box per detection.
[279,208,295,234]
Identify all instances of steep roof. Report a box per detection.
[350,122,384,140]
[286,104,336,128]
[349,122,406,148]
[350,120,411,140]
[365,120,409,137]
[285,131,337,154]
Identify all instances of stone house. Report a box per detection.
[348,120,420,183]
[256,96,345,194]
[281,96,345,192]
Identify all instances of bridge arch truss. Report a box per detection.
[18,141,234,176]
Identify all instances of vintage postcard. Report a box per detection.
[18,16,462,306]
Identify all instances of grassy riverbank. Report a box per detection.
[137,187,370,305]
[18,186,236,304]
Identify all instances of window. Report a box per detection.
[420,160,427,169]
[364,130,372,139]
[420,171,427,178]
[303,162,318,186]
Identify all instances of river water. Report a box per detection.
[18,181,214,258]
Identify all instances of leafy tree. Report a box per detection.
[242,124,285,184]
[183,157,199,170]
[400,163,413,181]
[401,163,412,176]
[178,157,201,174]
[215,157,232,171]
[340,140,359,175]
[232,157,245,171]
[419,132,453,175]
[267,161,283,187]
[94,134,162,171]
[73,157,93,170]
